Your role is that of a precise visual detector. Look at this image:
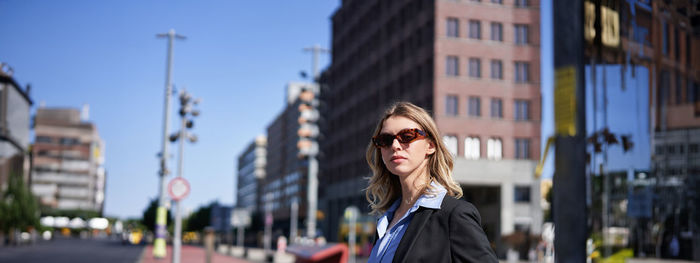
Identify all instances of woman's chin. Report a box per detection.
[388,167,413,177]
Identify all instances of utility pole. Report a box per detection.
[290,200,298,244]
[170,88,199,263]
[553,1,587,262]
[301,44,329,239]
[153,28,186,259]
[303,44,329,81]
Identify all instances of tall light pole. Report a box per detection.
[153,29,186,259]
[301,44,329,239]
[170,88,200,263]
[553,0,587,261]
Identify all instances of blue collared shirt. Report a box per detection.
[367,183,447,263]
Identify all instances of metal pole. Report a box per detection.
[346,207,358,263]
[302,44,328,239]
[264,204,272,253]
[153,28,185,259]
[173,106,186,263]
[303,44,329,80]
[237,226,244,247]
[290,200,298,244]
[306,157,318,238]
[553,0,587,261]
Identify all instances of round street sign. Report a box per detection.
[168,177,190,201]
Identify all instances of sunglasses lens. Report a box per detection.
[397,130,417,143]
[373,134,393,147]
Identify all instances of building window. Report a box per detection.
[514,0,529,7]
[690,143,699,154]
[655,145,664,155]
[660,70,670,104]
[662,20,669,56]
[515,99,530,121]
[446,56,459,76]
[36,136,52,143]
[491,59,503,79]
[469,20,481,39]
[514,186,531,202]
[468,97,481,117]
[487,138,503,160]
[515,61,530,83]
[447,17,459,38]
[514,24,529,45]
[676,71,682,104]
[469,58,481,78]
[491,0,503,4]
[687,34,691,68]
[464,137,481,159]
[667,144,676,154]
[515,138,531,159]
[443,135,458,156]
[674,27,680,61]
[60,137,79,145]
[688,78,696,104]
[491,98,503,118]
[491,22,503,42]
[446,95,459,116]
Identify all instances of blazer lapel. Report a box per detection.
[392,207,435,263]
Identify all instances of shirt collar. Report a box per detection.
[411,181,447,212]
[376,182,448,238]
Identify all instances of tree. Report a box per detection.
[0,173,40,242]
[185,203,212,232]
[141,198,172,233]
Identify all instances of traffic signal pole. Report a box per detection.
[301,45,328,239]
[553,0,587,262]
[153,29,185,259]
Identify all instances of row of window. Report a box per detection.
[659,69,699,105]
[446,18,529,45]
[446,57,530,82]
[661,19,692,67]
[442,136,531,159]
[446,95,531,120]
[655,143,700,155]
[467,0,530,8]
[36,136,81,145]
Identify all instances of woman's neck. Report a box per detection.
[398,161,430,207]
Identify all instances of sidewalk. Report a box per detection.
[139,245,252,263]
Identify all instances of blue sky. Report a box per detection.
[1,0,557,219]
[0,0,338,218]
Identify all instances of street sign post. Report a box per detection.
[168,177,190,201]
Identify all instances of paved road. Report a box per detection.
[0,236,144,263]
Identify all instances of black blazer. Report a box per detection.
[375,196,498,263]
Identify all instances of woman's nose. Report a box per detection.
[391,138,402,150]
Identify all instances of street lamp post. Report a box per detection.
[301,44,329,239]
[170,88,200,263]
[153,29,186,259]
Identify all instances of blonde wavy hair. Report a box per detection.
[365,102,463,215]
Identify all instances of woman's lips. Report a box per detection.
[390,156,406,163]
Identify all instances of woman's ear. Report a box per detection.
[426,141,436,155]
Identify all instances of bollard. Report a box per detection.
[204,227,215,263]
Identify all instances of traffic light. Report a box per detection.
[297,83,320,158]
[621,135,633,152]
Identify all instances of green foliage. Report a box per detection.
[185,203,212,232]
[0,173,40,234]
[141,198,172,232]
[124,217,146,231]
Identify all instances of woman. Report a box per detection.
[365,102,497,263]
